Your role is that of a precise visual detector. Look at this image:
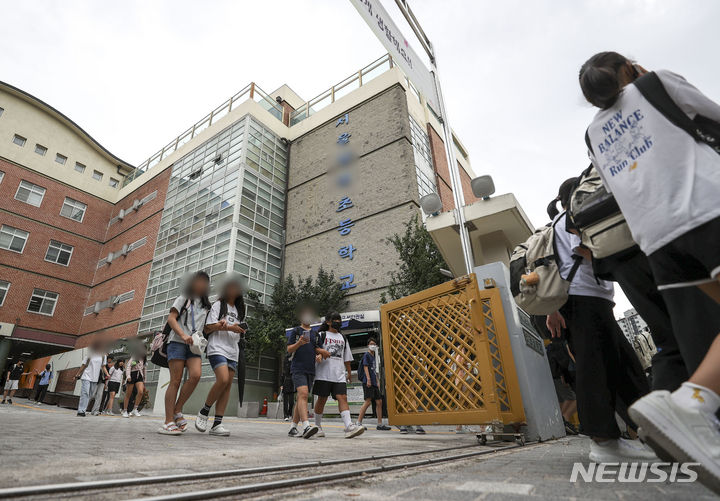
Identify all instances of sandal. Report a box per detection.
[174,414,188,432]
[158,422,182,435]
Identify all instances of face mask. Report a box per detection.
[369,345,378,352]
[331,321,342,330]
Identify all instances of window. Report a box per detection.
[0,171,4,184]
[45,240,73,266]
[60,197,87,222]
[14,180,46,206]
[0,107,4,117]
[74,162,86,173]
[92,170,103,181]
[27,289,58,316]
[34,144,47,156]
[12,134,26,147]
[0,281,8,306]
[109,177,119,188]
[0,225,29,253]
[55,153,67,165]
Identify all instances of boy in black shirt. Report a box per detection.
[286,307,319,439]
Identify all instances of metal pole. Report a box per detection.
[395,1,474,274]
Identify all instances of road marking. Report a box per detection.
[455,481,534,495]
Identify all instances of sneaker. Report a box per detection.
[131,409,142,417]
[77,411,86,417]
[7,399,12,404]
[302,424,319,439]
[209,424,230,436]
[35,401,41,406]
[415,426,426,435]
[589,438,658,463]
[399,426,409,434]
[629,390,720,493]
[316,428,326,438]
[121,411,129,418]
[377,424,391,431]
[284,417,290,421]
[288,426,299,438]
[91,411,100,416]
[196,412,209,432]
[356,422,367,430]
[564,419,579,436]
[345,424,365,439]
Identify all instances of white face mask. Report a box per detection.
[369,345,378,352]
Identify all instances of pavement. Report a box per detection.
[0,398,716,499]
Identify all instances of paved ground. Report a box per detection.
[0,398,716,499]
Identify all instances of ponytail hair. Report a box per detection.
[546,196,561,220]
[548,177,579,219]
[579,51,632,109]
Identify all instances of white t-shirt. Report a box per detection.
[81,353,107,382]
[587,69,720,256]
[554,213,614,302]
[205,300,241,362]
[169,295,209,344]
[314,331,353,383]
[108,366,124,383]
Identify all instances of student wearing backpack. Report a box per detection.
[312,312,365,439]
[580,52,720,491]
[159,271,211,435]
[546,180,654,463]
[122,353,146,418]
[33,364,52,405]
[286,306,320,439]
[356,338,390,430]
[195,276,246,437]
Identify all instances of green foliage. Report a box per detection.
[244,267,348,361]
[380,214,449,303]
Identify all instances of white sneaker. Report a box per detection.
[195,412,209,432]
[131,409,141,417]
[209,424,230,436]
[629,390,720,493]
[121,411,129,418]
[345,424,365,439]
[91,411,100,416]
[316,428,325,438]
[589,437,658,463]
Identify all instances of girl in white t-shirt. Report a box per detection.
[580,52,720,491]
[195,276,246,437]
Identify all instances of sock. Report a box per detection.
[291,422,298,429]
[173,412,183,419]
[200,404,211,416]
[341,410,352,428]
[302,420,310,429]
[671,382,720,414]
[315,413,323,428]
[212,415,223,428]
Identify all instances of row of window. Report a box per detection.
[0,281,58,316]
[10,133,119,188]
[0,225,74,265]
[2,174,88,221]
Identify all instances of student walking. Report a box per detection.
[580,52,720,491]
[98,356,115,413]
[286,307,320,439]
[75,344,107,417]
[104,359,124,415]
[159,271,211,435]
[312,312,364,439]
[196,276,246,437]
[122,355,146,418]
[34,364,53,405]
[356,338,390,430]
[2,361,25,405]
[90,355,112,415]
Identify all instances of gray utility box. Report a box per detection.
[474,262,566,442]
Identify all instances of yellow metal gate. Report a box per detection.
[380,274,525,426]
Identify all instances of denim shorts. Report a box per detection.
[208,354,238,372]
[291,372,314,391]
[167,341,200,361]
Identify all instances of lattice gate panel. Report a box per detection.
[380,274,525,426]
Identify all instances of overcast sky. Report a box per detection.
[3,0,720,315]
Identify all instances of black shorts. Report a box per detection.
[107,381,121,393]
[648,216,720,290]
[129,371,144,384]
[312,380,347,399]
[363,384,381,401]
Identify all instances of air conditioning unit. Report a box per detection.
[106,252,114,264]
[120,244,129,256]
[93,302,102,314]
[110,296,120,309]
[132,199,141,211]
[117,208,125,221]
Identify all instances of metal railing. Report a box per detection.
[123,83,284,187]
[289,54,394,126]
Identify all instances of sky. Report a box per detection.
[3,0,720,316]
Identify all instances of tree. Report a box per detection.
[381,214,449,303]
[244,267,348,361]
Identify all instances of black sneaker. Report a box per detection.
[7,399,12,405]
[399,426,409,434]
[377,424,391,431]
[302,424,319,439]
[415,426,426,435]
[77,411,86,417]
[288,427,299,438]
[563,418,578,436]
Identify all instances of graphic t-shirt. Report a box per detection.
[81,354,107,382]
[39,370,52,386]
[169,295,209,344]
[314,331,353,383]
[359,352,378,387]
[587,69,720,255]
[287,327,316,375]
[108,366,124,383]
[206,300,241,362]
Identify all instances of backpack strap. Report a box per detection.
[566,255,584,283]
[584,129,594,156]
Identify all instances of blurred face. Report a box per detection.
[192,276,209,297]
[300,309,315,326]
[224,281,241,300]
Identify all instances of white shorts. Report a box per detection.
[4,380,18,391]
